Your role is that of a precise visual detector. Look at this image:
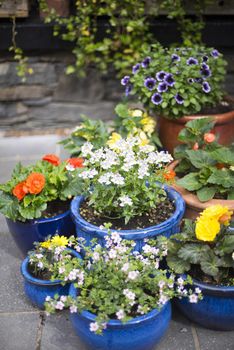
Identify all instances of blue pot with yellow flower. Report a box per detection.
[21,235,81,309]
[164,205,234,330]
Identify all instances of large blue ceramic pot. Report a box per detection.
[6,207,75,256]
[69,284,171,350]
[71,185,185,251]
[21,249,81,309]
[175,277,234,331]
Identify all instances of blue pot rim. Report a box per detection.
[181,274,234,297]
[21,249,81,286]
[6,208,71,225]
[69,283,170,328]
[71,184,185,238]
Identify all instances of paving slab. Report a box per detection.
[196,325,234,350]
[0,312,40,350]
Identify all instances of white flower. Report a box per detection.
[111,231,122,244]
[35,254,43,259]
[109,249,117,259]
[93,252,100,261]
[142,244,152,254]
[116,309,125,320]
[98,173,111,185]
[59,266,65,274]
[55,301,64,310]
[81,142,93,157]
[70,305,78,313]
[66,164,75,171]
[119,195,133,207]
[121,262,130,272]
[138,160,149,179]
[123,289,136,301]
[189,294,198,303]
[232,252,234,260]
[90,322,99,332]
[127,271,140,280]
[158,280,165,289]
[60,295,67,302]
[177,277,184,285]
[79,169,98,179]
[159,295,168,305]
[195,287,202,294]
[37,261,44,269]
[111,173,125,185]
[45,296,51,302]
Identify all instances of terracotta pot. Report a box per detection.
[40,0,69,18]
[157,98,234,154]
[168,160,234,220]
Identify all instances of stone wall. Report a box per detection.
[0,50,234,131]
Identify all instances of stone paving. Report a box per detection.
[0,134,234,350]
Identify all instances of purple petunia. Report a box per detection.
[164,73,175,87]
[174,93,184,104]
[211,49,219,58]
[121,76,130,86]
[156,71,166,81]
[202,55,209,62]
[200,67,211,78]
[194,77,203,83]
[171,54,181,62]
[187,78,194,84]
[151,93,163,105]
[202,81,211,93]
[187,57,198,65]
[132,63,140,74]
[144,77,156,91]
[125,84,132,97]
[157,82,168,93]
[201,63,209,70]
[142,56,151,68]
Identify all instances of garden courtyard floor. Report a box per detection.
[0,133,234,350]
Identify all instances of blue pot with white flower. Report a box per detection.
[175,277,234,331]
[69,284,171,350]
[71,185,185,251]
[21,249,81,309]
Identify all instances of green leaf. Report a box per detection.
[177,173,202,191]
[186,150,216,169]
[167,254,191,274]
[0,192,19,221]
[115,103,129,118]
[217,235,234,255]
[196,186,216,202]
[228,189,234,200]
[178,244,209,264]
[208,169,234,189]
[210,147,234,164]
[200,251,220,277]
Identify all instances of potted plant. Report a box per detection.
[21,234,81,309]
[0,154,83,255]
[70,135,185,250]
[161,205,234,330]
[168,117,234,219]
[122,43,234,153]
[45,232,201,350]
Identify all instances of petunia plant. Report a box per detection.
[45,231,202,334]
[122,44,227,119]
[161,205,234,285]
[78,136,173,224]
[174,118,234,201]
[0,154,84,222]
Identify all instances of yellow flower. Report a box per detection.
[200,205,233,226]
[129,108,144,118]
[107,132,122,149]
[140,117,156,135]
[50,235,69,247]
[40,240,51,249]
[195,217,221,242]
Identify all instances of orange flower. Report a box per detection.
[66,158,84,168]
[204,133,215,143]
[42,154,60,166]
[163,169,176,181]
[12,181,28,201]
[25,173,45,195]
[193,142,199,150]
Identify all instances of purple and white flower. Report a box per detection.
[211,49,219,58]
[132,63,140,74]
[202,81,211,93]
[141,56,151,68]
[174,93,184,104]
[157,82,168,93]
[151,92,163,105]
[125,84,132,97]
[171,54,180,62]
[164,73,175,87]
[156,71,166,81]
[144,77,156,91]
[121,75,130,86]
[187,57,198,65]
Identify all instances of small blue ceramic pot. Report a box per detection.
[21,249,81,309]
[69,284,171,350]
[71,185,185,251]
[175,278,234,331]
[6,207,75,256]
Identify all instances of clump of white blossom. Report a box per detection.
[44,231,202,335]
[78,136,173,223]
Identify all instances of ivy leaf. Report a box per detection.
[178,244,209,264]
[186,150,216,169]
[177,173,202,191]
[208,169,234,188]
[196,186,216,202]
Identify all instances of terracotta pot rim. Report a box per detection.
[168,160,234,212]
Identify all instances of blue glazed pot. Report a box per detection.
[6,207,75,256]
[71,185,185,251]
[175,278,234,331]
[69,284,171,350]
[21,249,81,309]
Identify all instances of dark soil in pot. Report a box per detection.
[196,100,234,115]
[28,264,53,280]
[80,199,175,230]
[41,199,70,219]
[188,265,234,287]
